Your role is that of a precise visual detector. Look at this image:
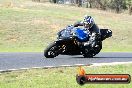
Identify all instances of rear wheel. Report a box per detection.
[82,42,102,58]
[44,42,61,58]
[83,48,94,58]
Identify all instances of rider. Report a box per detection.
[73,15,101,47]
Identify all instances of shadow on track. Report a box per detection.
[72,56,132,59]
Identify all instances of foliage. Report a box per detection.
[0,1,132,52]
[47,0,132,15]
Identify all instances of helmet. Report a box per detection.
[83,15,94,29]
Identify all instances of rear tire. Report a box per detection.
[83,49,94,58]
[82,42,102,58]
[44,42,60,58]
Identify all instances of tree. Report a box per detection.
[96,0,107,10]
[88,0,92,8]
[51,0,56,3]
[85,0,92,8]
[78,0,82,7]
[108,0,126,13]
[126,0,132,15]
[75,0,79,4]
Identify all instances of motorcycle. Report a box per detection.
[44,25,112,58]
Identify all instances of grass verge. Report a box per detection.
[0,64,132,88]
[0,0,132,52]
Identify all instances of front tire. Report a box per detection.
[44,42,60,58]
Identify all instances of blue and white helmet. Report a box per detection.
[83,15,94,28]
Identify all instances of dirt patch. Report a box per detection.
[32,19,50,25]
[6,34,20,42]
[12,19,50,25]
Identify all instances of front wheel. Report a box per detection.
[44,42,60,58]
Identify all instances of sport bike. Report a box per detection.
[44,26,112,58]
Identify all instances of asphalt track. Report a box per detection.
[0,52,132,71]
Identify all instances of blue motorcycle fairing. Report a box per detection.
[74,28,89,42]
[58,26,90,42]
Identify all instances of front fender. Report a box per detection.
[54,39,67,45]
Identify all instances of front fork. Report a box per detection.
[56,38,81,54]
[54,39,68,54]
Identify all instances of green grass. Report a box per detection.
[0,64,132,88]
[0,0,132,52]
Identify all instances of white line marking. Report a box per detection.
[74,64,85,66]
[8,69,18,71]
[43,66,54,68]
[0,70,5,72]
[60,65,72,67]
[20,68,29,70]
[32,67,42,69]
[1,62,132,73]
[92,62,132,66]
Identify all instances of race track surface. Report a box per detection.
[0,52,132,71]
